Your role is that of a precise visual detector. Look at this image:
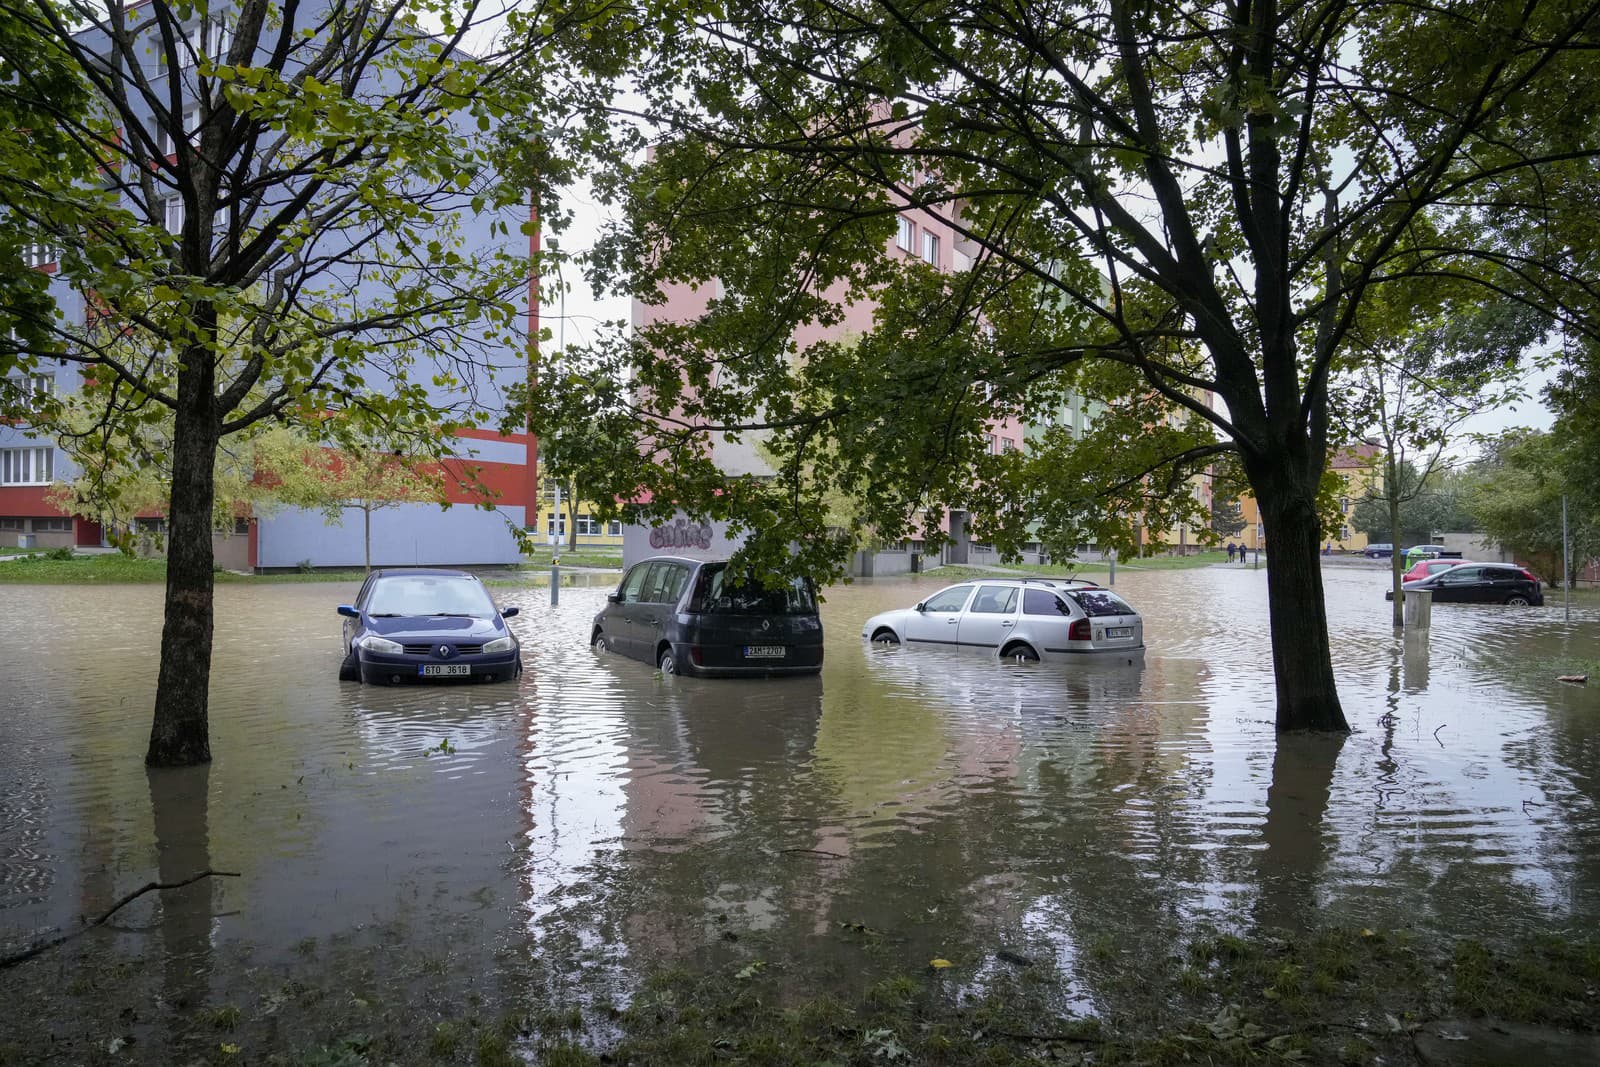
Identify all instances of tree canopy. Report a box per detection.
[0,0,541,764]
[524,0,1600,732]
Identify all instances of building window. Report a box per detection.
[0,517,23,531]
[896,216,915,251]
[1002,437,1017,453]
[234,517,250,534]
[608,520,622,536]
[159,106,201,156]
[22,243,57,268]
[163,196,185,235]
[1341,526,1351,540]
[35,517,72,533]
[167,17,232,70]
[922,230,939,264]
[544,512,567,538]
[5,373,52,398]
[1339,496,1349,513]
[985,433,998,454]
[0,447,53,485]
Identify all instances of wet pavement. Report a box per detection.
[1,564,1598,1058]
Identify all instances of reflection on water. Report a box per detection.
[1,566,1599,1054]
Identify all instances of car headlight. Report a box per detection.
[359,634,404,655]
[482,636,516,654]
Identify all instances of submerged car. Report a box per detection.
[861,578,1144,662]
[1401,558,1474,583]
[337,569,522,684]
[590,556,823,677]
[1385,563,1544,606]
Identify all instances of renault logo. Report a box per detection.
[760,620,771,632]
[437,644,454,658]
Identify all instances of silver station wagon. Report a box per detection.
[861,578,1145,663]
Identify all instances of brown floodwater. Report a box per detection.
[1,563,1597,1059]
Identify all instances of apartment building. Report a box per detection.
[0,3,537,568]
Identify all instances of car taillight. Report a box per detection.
[1069,618,1091,641]
[1521,569,1539,582]
[690,645,703,665]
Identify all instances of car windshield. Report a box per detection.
[688,564,817,615]
[367,575,497,617]
[1069,590,1136,617]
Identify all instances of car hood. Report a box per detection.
[364,614,509,641]
[862,608,917,632]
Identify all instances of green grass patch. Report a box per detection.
[929,551,1234,581]
[504,929,1600,1067]
[0,553,367,585]
[518,548,623,569]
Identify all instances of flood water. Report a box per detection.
[2,563,1598,1058]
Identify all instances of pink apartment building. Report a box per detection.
[627,193,1029,573]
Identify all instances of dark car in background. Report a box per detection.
[1386,563,1545,606]
[1363,543,1394,559]
[338,569,522,684]
[591,556,824,677]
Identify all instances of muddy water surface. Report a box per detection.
[1,564,1597,1057]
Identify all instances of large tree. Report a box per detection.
[524,0,1600,732]
[0,0,539,765]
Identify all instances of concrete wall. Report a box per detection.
[256,503,524,569]
[622,515,747,569]
[1441,532,1511,562]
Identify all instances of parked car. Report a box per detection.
[591,556,823,677]
[338,569,522,684]
[1401,558,1474,583]
[1363,543,1394,559]
[1385,563,1545,605]
[861,578,1144,662]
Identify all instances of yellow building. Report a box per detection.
[1236,445,1381,553]
[536,475,625,550]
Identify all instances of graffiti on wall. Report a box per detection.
[649,519,715,551]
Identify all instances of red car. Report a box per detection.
[1401,558,1473,583]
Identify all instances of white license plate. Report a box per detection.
[1106,626,1132,638]
[420,664,471,677]
[744,645,787,658]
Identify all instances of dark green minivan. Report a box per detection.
[590,556,823,677]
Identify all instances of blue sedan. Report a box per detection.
[338,569,522,684]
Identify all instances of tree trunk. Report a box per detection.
[1255,477,1351,733]
[146,351,219,767]
[1388,475,1404,627]
[566,488,578,552]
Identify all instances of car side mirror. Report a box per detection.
[914,601,927,612]
[607,592,623,604]
[337,605,359,619]
[501,606,520,618]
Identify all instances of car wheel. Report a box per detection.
[592,631,609,653]
[338,649,361,682]
[1002,643,1039,663]
[870,628,901,647]
[1505,595,1531,606]
[658,646,677,675]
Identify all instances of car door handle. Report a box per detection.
[1001,621,1014,628]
